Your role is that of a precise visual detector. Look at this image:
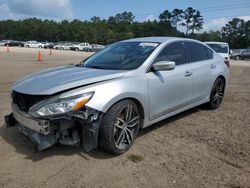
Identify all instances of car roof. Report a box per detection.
[204,41,229,45]
[122,37,198,43]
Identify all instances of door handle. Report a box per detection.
[210,64,216,69]
[184,71,192,77]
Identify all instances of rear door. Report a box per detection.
[184,42,215,102]
[147,42,193,121]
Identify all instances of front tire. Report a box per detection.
[206,78,225,109]
[99,100,141,154]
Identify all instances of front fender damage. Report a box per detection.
[5,107,103,151]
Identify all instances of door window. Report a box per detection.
[154,42,187,65]
[185,42,209,62]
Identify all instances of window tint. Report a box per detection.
[206,47,213,59]
[154,42,187,65]
[185,42,208,62]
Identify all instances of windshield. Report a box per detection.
[207,43,228,53]
[83,42,159,70]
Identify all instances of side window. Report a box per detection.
[154,42,187,65]
[185,42,209,62]
[205,47,213,59]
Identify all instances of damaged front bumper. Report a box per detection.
[5,104,102,151]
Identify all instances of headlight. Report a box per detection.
[36,92,94,116]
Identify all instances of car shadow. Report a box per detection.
[138,106,201,137]
[0,106,202,162]
[0,124,114,161]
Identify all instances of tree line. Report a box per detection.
[0,7,249,49]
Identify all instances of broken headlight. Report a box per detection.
[36,92,94,116]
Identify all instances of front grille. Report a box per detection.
[12,91,48,112]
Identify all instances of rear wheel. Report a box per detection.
[206,78,225,109]
[236,56,240,60]
[99,100,141,154]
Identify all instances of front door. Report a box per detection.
[147,42,193,121]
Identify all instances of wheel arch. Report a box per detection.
[217,75,226,85]
[101,97,145,128]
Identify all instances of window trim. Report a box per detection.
[146,41,188,73]
[205,46,214,60]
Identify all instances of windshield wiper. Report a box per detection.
[86,65,105,69]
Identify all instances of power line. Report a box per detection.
[134,3,250,20]
[202,5,250,13]
[197,2,250,11]
[203,14,250,21]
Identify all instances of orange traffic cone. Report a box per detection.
[6,46,10,53]
[37,51,43,61]
[49,48,52,55]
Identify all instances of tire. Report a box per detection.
[39,46,42,48]
[206,78,225,109]
[99,100,141,154]
[60,47,64,50]
[236,56,240,60]
[75,48,79,51]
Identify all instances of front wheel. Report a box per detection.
[99,100,141,154]
[206,78,225,109]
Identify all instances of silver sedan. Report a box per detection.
[5,37,230,154]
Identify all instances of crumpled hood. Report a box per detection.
[12,65,127,95]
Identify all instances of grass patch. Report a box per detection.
[127,154,144,163]
[227,184,241,188]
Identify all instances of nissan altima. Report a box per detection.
[5,37,230,154]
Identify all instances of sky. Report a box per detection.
[0,0,250,32]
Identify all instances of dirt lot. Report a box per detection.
[0,47,249,188]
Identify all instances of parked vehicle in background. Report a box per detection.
[205,42,230,59]
[44,42,55,49]
[71,43,91,51]
[4,40,24,47]
[231,49,250,60]
[91,44,105,52]
[5,37,230,154]
[0,40,10,46]
[24,41,44,48]
[53,43,62,50]
[57,43,75,50]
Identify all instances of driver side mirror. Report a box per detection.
[152,61,175,71]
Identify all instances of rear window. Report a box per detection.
[185,42,208,62]
[206,43,228,53]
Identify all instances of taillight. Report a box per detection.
[224,58,230,68]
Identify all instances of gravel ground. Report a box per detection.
[0,47,249,188]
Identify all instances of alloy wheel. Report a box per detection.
[113,104,140,150]
[211,79,225,107]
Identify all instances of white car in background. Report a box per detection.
[205,42,230,59]
[58,43,75,50]
[0,40,10,46]
[71,43,91,51]
[24,41,44,48]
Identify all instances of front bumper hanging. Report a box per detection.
[5,106,102,151]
